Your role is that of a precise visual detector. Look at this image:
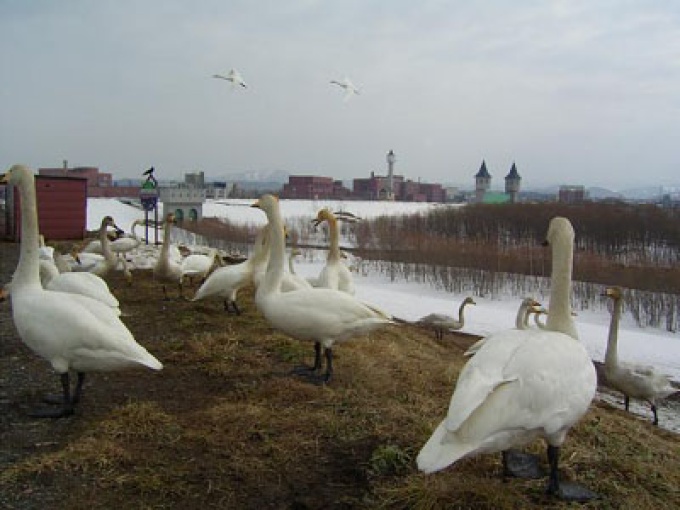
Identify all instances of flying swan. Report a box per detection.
[212,68,247,88]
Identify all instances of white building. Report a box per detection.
[159,186,206,221]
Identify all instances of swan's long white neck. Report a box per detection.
[546,226,578,339]
[457,300,468,325]
[248,225,270,270]
[261,204,285,296]
[99,220,116,264]
[160,219,173,259]
[12,170,42,289]
[327,215,341,262]
[604,296,622,367]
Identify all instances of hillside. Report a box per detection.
[0,247,679,509]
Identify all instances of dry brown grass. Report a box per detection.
[1,268,679,509]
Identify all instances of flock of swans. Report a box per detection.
[2,164,677,502]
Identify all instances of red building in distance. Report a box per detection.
[280,175,351,200]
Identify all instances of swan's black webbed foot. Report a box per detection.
[224,300,241,315]
[546,445,599,502]
[42,394,68,405]
[33,372,83,418]
[291,364,319,376]
[28,405,75,419]
[502,449,544,479]
[548,481,599,502]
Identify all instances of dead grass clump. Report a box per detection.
[0,437,131,486]
[97,400,181,443]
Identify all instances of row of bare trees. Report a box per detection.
[179,202,680,332]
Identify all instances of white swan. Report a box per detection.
[602,286,676,425]
[108,219,144,258]
[212,68,247,88]
[313,208,355,295]
[417,217,597,502]
[181,248,218,285]
[152,213,184,299]
[252,194,394,383]
[74,216,133,283]
[1,165,162,417]
[39,257,120,313]
[330,77,360,101]
[192,225,270,313]
[464,297,541,357]
[417,297,476,340]
[288,247,302,275]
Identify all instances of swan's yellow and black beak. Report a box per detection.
[0,172,9,183]
[251,200,261,209]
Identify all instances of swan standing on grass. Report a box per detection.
[74,216,133,283]
[212,68,247,88]
[153,213,184,299]
[192,225,270,313]
[252,194,394,383]
[39,257,120,314]
[417,297,476,340]
[1,165,162,418]
[312,208,356,295]
[81,219,143,257]
[602,286,676,425]
[181,248,219,285]
[417,217,598,502]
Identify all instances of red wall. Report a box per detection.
[11,175,87,241]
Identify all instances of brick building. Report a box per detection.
[280,175,351,199]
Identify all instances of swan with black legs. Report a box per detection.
[192,226,269,313]
[1,165,162,418]
[252,195,393,383]
[181,247,218,286]
[602,286,676,425]
[417,217,598,502]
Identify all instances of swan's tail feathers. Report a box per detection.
[144,355,163,371]
[132,346,163,370]
[416,420,477,474]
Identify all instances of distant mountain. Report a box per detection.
[587,187,623,200]
[214,169,289,184]
[618,186,667,201]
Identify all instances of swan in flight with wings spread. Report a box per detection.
[212,68,247,88]
[330,77,360,101]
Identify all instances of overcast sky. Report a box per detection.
[2,1,679,190]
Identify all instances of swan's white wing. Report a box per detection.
[258,288,393,345]
[192,262,250,300]
[12,289,161,373]
[45,272,119,309]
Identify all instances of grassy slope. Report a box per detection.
[0,269,678,510]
